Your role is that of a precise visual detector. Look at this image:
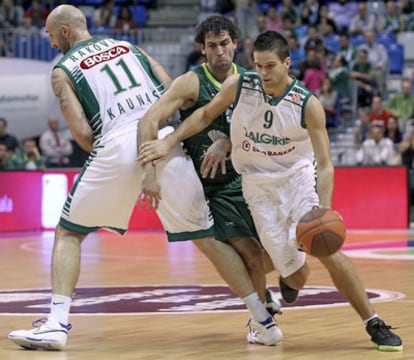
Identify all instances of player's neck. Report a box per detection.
[204,62,236,84]
[266,76,292,98]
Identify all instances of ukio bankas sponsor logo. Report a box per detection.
[0,285,404,315]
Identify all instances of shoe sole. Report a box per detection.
[247,334,279,346]
[372,341,403,352]
[9,335,64,351]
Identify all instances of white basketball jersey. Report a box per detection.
[231,72,315,177]
[55,38,165,143]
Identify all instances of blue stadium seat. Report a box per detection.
[129,5,148,28]
[350,34,365,48]
[324,34,340,53]
[295,24,308,38]
[376,32,396,48]
[387,43,404,75]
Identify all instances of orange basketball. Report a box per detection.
[296,208,346,257]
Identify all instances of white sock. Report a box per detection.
[49,294,72,325]
[242,292,270,323]
[364,313,379,326]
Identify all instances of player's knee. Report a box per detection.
[229,236,264,272]
[284,263,309,289]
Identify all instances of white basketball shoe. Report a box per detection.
[247,316,283,346]
[8,317,72,351]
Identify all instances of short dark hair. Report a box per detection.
[254,31,290,61]
[194,15,240,44]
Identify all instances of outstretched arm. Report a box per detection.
[51,68,93,153]
[137,71,199,149]
[138,73,240,164]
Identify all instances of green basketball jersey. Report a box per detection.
[180,63,245,186]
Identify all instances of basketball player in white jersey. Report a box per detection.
[138,31,403,352]
[8,7,279,351]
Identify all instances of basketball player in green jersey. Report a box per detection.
[138,16,282,346]
[139,31,403,352]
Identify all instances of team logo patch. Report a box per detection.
[0,285,404,315]
[80,45,129,69]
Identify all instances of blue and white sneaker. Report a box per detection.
[246,316,283,346]
[8,317,72,351]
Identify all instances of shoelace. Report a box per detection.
[32,317,48,328]
[31,317,72,331]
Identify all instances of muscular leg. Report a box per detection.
[194,237,258,298]
[52,225,86,297]
[318,251,374,320]
[228,236,266,302]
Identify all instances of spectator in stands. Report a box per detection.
[386,79,414,129]
[278,0,299,26]
[369,95,394,127]
[235,36,254,70]
[24,0,49,29]
[299,0,320,26]
[399,130,414,168]
[350,48,377,108]
[328,55,353,105]
[354,107,372,145]
[0,117,19,154]
[185,42,205,71]
[385,115,403,144]
[8,138,45,170]
[356,124,396,166]
[377,0,405,34]
[0,0,23,56]
[349,2,376,36]
[248,14,266,40]
[92,0,117,28]
[316,4,338,37]
[39,116,73,168]
[303,25,324,54]
[0,0,23,28]
[400,0,414,16]
[286,32,306,78]
[281,12,297,36]
[264,6,284,32]
[113,5,138,31]
[317,76,339,127]
[215,0,235,15]
[234,0,255,37]
[360,30,389,98]
[15,13,39,36]
[338,33,357,68]
[303,55,325,93]
[328,0,358,34]
[0,140,9,170]
[401,0,414,30]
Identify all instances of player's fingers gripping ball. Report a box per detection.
[296,208,346,257]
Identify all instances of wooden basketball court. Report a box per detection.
[0,228,412,359]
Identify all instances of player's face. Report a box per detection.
[202,31,237,74]
[45,22,71,54]
[253,50,290,94]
